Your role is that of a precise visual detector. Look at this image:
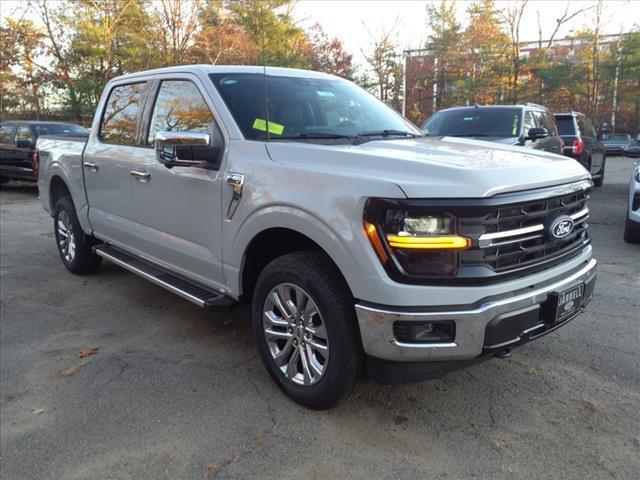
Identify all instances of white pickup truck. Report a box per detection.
[37,65,597,409]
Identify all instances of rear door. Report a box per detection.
[125,75,226,289]
[83,81,151,244]
[13,125,36,173]
[0,124,17,171]
[577,115,604,173]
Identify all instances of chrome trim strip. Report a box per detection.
[478,207,590,248]
[95,248,206,308]
[357,259,597,319]
[393,341,458,349]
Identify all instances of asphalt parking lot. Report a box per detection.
[1,157,639,480]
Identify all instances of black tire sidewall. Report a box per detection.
[53,196,101,274]
[252,252,360,410]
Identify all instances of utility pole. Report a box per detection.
[611,33,623,134]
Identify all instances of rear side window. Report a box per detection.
[555,116,576,136]
[147,80,214,144]
[15,126,34,143]
[100,82,149,144]
[0,125,15,143]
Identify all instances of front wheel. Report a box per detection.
[252,252,361,410]
[53,196,102,274]
[624,214,640,244]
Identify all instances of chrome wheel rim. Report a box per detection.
[56,210,76,263]
[263,283,329,386]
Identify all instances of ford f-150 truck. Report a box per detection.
[37,66,597,409]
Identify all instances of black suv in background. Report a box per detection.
[0,121,88,184]
[554,112,606,187]
[421,104,564,155]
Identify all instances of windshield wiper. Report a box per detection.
[356,129,418,138]
[271,132,356,140]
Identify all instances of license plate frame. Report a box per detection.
[551,283,585,324]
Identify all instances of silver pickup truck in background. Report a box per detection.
[37,65,597,409]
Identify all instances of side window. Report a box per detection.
[147,80,214,144]
[544,113,558,135]
[0,125,15,144]
[523,111,537,132]
[100,82,149,144]
[15,126,34,143]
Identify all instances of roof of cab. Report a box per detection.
[109,65,340,83]
[0,120,83,126]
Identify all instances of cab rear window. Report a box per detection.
[555,116,576,136]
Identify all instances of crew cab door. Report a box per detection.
[125,76,226,290]
[83,81,151,244]
[578,115,604,174]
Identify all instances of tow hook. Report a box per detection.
[495,348,512,359]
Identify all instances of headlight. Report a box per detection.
[364,200,470,277]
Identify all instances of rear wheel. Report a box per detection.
[53,196,102,274]
[252,252,361,410]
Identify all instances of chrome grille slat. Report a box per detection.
[461,187,591,274]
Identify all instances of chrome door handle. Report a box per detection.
[83,162,99,172]
[225,172,245,219]
[130,170,151,182]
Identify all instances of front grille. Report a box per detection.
[460,187,591,275]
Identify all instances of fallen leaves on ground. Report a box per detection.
[32,408,44,415]
[78,347,99,358]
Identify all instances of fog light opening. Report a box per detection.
[393,321,455,344]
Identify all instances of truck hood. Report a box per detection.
[265,136,590,198]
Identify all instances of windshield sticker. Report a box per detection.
[252,118,284,135]
[512,115,519,136]
[316,91,335,97]
[463,116,474,121]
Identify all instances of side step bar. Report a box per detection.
[94,245,236,312]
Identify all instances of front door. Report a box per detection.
[83,81,151,244]
[126,77,226,290]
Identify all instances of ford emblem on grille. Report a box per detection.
[549,215,575,239]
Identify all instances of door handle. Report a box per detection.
[225,172,245,219]
[83,162,99,172]
[130,170,151,182]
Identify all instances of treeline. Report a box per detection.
[408,0,640,133]
[0,0,358,124]
[1,0,639,133]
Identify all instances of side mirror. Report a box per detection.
[154,131,220,169]
[526,127,548,140]
[622,146,640,159]
[16,139,34,149]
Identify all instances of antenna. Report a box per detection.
[260,3,270,142]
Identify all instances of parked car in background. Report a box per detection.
[35,65,598,409]
[623,146,640,243]
[603,133,633,155]
[421,104,564,155]
[0,121,88,184]
[554,112,606,187]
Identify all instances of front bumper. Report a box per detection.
[356,258,597,375]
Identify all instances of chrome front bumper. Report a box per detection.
[356,259,598,362]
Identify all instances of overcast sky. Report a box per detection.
[294,0,640,65]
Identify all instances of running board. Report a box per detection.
[94,245,236,312]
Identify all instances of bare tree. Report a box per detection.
[153,0,202,65]
[502,0,527,103]
[360,21,403,110]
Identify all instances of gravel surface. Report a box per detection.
[1,157,639,479]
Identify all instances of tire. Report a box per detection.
[252,251,361,410]
[593,158,605,187]
[624,213,640,244]
[53,195,102,274]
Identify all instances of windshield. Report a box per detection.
[605,134,629,141]
[555,116,575,135]
[422,108,521,137]
[209,73,418,140]
[33,124,88,136]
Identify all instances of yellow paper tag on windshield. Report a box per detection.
[253,118,284,135]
